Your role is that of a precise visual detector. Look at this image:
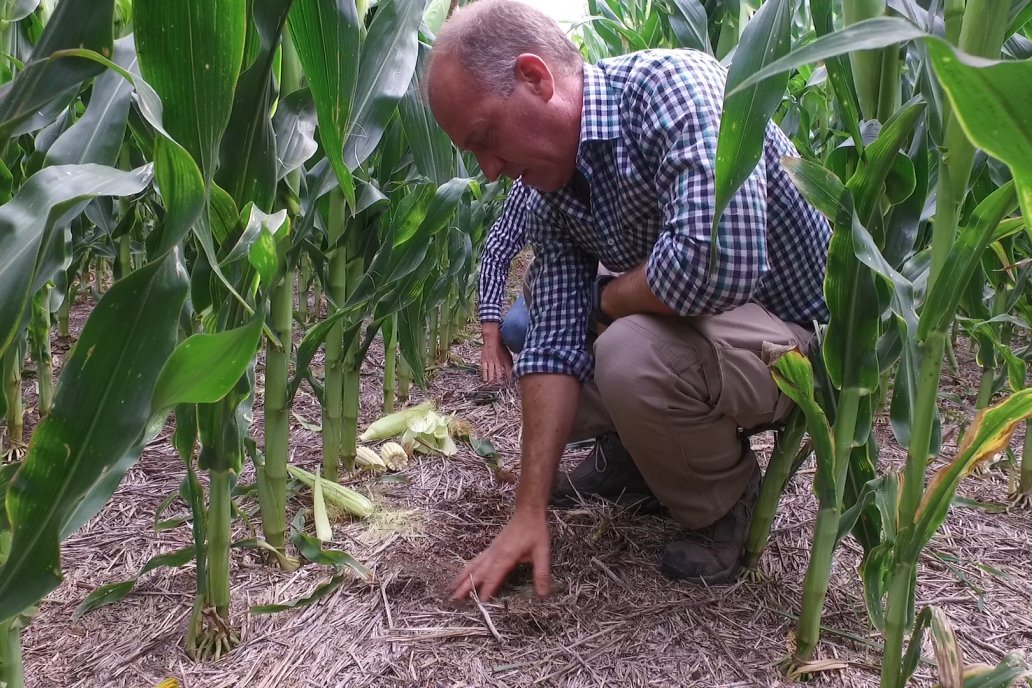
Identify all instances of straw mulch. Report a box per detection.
[13,279,1032,688]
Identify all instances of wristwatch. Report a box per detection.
[590,275,617,327]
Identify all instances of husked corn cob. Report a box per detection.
[380,441,409,471]
[355,445,387,471]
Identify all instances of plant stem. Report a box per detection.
[844,0,888,121]
[880,560,917,688]
[397,355,411,403]
[322,190,348,483]
[0,532,23,688]
[3,340,24,446]
[29,285,54,418]
[1019,421,1032,495]
[0,617,22,688]
[795,387,862,661]
[261,256,292,552]
[383,315,398,414]
[340,231,363,473]
[207,469,232,620]
[745,409,807,570]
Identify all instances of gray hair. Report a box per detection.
[429,0,584,96]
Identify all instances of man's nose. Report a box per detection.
[477,154,505,182]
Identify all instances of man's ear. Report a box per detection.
[514,53,554,101]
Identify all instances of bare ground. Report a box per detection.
[10,282,1032,688]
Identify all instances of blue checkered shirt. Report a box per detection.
[477,182,529,323]
[514,49,831,383]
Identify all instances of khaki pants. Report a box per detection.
[568,304,812,529]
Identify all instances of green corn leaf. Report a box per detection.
[73,546,195,619]
[400,46,457,185]
[0,462,19,531]
[770,350,837,503]
[711,0,793,265]
[151,307,266,413]
[273,88,319,181]
[292,531,371,577]
[910,388,1032,559]
[50,48,208,258]
[666,0,712,53]
[961,653,1032,687]
[926,40,1032,229]
[780,156,852,225]
[0,254,189,621]
[809,0,863,149]
[46,36,138,167]
[0,0,116,139]
[725,18,927,98]
[0,164,153,359]
[823,213,882,394]
[135,0,248,183]
[846,100,926,231]
[216,0,294,210]
[919,182,1019,339]
[343,0,423,170]
[288,0,361,207]
[249,572,350,614]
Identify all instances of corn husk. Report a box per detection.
[287,464,374,519]
[359,401,434,442]
[312,467,333,541]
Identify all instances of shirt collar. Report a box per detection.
[578,62,621,144]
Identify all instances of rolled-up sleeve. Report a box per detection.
[513,209,596,383]
[477,183,529,323]
[641,63,770,316]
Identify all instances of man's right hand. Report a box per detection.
[449,508,551,602]
[481,323,513,383]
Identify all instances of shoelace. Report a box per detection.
[594,441,608,473]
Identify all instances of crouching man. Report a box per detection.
[426,0,831,601]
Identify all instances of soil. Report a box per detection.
[9,270,1032,688]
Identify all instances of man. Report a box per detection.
[427,0,830,602]
[478,182,530,383]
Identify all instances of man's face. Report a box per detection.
[428,53,579,193]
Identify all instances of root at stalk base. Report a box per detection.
[739,566,767,584]
[186,607,240,662]
[1007,490,1032,511]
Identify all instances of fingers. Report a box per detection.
[448,552,511,603]
[532,540,552,598]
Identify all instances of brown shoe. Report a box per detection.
[661,452,761,585]
[550,434,661,511]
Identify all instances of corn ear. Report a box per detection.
[360,401,434,442]
[287,464,375,519]
[312,467,333,542]
[355,445,387,472]
[380,441,409,471]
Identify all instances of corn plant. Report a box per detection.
[711,0,1031,682]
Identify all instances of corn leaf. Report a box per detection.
[711,0,793,262]
[911,388,1032,558]
[288,0,361,206]
[0,164,153,359]
[725,18,927,98]
[770,350,837,503]
[926,40,1032,231]
[273,88,319,181]
[399,46,457,185]
[0,0,115,139]
[73,546,194,619]
[46,36,138,167]
[0,255,189,621]
[151,307,266,413]
[666,0,711,54]
[134,0,248,183]
[919,183,1019,339]
[343,0,423,170]
[216,0,294,210]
